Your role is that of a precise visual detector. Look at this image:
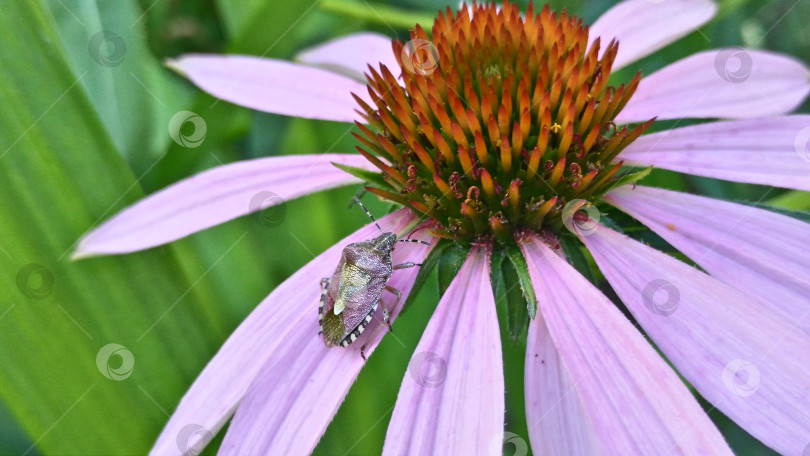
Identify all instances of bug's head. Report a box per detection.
[371,232,397,253]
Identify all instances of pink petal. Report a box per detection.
[606,185,810,334]
[617,49,810,122]
[618,116,810,191]
[520,235,731,455]
[383,247,504,455]
[523,243,594,455]
[581,224,810,455]
[218,210,432,455]
[167,54,370,122]
[297,32,399,82]
[150,209,427,456]
[524,294,597,455]
[74,154,372,257]
[589,0,717,71]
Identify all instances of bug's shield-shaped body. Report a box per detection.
[319,233,395,347]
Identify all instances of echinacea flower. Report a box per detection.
[74,0,810,454]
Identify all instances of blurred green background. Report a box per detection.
[0,0,808,454]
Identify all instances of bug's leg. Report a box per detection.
[360,295,398,361]
[383,263,420,333]
[381,285,403,332]
[318,278,330,336]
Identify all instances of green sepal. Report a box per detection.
[493,248,531,346]
[559,235,598,285]
[596,166,653,198]
[331,162,390,189]
[600,209,696,268]
[489,248,507,299]
[600,207,685,256]
[594,212,625,234]
[504,244,538,320]
[400,239,451,314]
[741,201,810,224]
[437,243,471,296]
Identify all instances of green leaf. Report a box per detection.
[43,0,192,171]
[321,0,435,30]
[768,190,810,211]
[218,0,320,57]
[504,244,538,320]
[0,2,253,454]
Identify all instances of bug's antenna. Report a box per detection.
[397,223,431,245]
[347,188,367,209]
[398,238,431,246]
[353,196,383,233]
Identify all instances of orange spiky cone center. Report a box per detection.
[353,1,653,242]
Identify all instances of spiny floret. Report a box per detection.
[353,1,653,242]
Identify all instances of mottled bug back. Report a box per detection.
[342,275,386,328]
[319,240,392,347]
[320,260,346,346]
[320,310,346,347]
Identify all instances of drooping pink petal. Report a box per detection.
[618,116,810,191]
[524,298,597,455]
[617,49,810,122]
[588,0,716,71]
[383,247,504,455]
[606,185,810,335]
[74,154,373,257]
[520,235,731,455]
[167,54,370,122]
[522,241,595,455]
[581,225,810,455]
[296,32,400,82]
[218,211,432,455]
[149,209,427,456]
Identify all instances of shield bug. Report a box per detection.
[319,197,429,359]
